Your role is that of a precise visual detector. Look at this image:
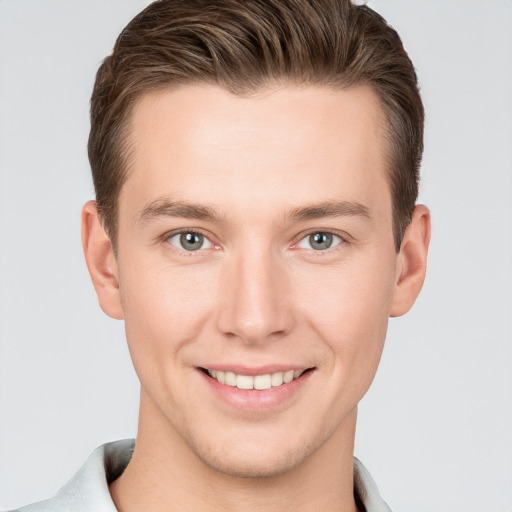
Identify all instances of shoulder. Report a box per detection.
[6,439,134,512]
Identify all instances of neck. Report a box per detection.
[110,393,359,512]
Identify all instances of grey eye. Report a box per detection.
[168,232,212,251]
[297,232,342,251]
[309,233,333,250]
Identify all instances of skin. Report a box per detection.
[82,84,430,511]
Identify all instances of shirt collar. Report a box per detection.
[38,439,391,512]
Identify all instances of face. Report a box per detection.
[106,84,403,476]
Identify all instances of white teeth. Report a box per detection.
[271,372,283,387]
[283,370,294,383]
[206,368,307,390]
[225,371,237,386]
[254,374,272,390]
[236,374,254,390]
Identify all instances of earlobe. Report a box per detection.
[81,200,124,320]
[390,205,431,317]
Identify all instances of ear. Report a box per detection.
[81,200,124,320]
[390,205,431,317]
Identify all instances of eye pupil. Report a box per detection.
[180,232,203,251]
[309,232,333,250]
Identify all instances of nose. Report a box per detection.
[216,245,294,344]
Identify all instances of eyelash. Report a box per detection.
[293,230,346,253]
[161,229,348,254]
[162,228,217,254]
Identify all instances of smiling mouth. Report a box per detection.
[202,368,314,390]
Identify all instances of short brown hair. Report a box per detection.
[88,0,424,251]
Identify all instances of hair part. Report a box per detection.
[88,0,424,252]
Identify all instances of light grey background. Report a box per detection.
[0,1,511,511]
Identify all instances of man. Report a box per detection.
[11,0,430,510]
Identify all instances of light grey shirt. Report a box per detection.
[9,439,392,512]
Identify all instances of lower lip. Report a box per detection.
[198,370,314,411]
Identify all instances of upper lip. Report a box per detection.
[199,365,314,376]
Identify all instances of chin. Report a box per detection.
[196,447,308,478]
[187,429,322,479]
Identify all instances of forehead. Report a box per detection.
[121,84,390,222]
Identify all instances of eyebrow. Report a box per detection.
[137,199,219,223]
[288,201,371,222]
[137,198,371,225]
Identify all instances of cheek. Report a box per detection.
[118,257,219,366]
[294,253,395,380]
